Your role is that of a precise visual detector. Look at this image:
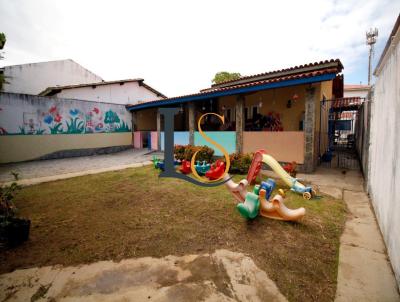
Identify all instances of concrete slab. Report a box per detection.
[318,185,343,199]
[0,149,157,184]
[0,250,287,302]
[335,244,399,302]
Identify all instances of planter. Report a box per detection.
[0,218,30,247]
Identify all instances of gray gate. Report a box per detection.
[318,97,365,170]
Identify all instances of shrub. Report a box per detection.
[174,145,186,160]
[229,153,253,174]
[174,145,214,162]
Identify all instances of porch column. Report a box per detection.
[131,111,137,148]
[188,102,195,145]
[157,109,161,151]
[304,87,316,173]
[235,95,245,153]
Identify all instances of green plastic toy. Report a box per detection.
[236,192,260,219]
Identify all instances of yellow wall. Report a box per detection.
[0,133,132,163]
[218,84,309,131]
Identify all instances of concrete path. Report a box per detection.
[263,167,400,301]
[0,149,158,186]
[0,250,287,302]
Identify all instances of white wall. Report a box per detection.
[2,59,102,95]
[54,81,161,105]
[343,89,369,98]
[368,27,400,287]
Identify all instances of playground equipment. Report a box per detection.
[179,160,191,174]
[259,189,306,221]
[247,150,315,200]
[234,177,306,221]
[224,149,310,221]
[195,161,211,175]
[152,156,180,171]
[205,160,226,180]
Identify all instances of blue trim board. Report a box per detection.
[127,73,336,111]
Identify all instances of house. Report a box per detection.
[39,78,166,105]
[126,59,344,172]
[344,84,370,98]
[0,59,103,95]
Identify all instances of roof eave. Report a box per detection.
[127,72,336,112]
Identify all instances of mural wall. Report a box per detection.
[0,93,131,135]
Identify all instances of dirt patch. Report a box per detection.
[0,166,346,301]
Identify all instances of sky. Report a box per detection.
[0,0,399,97]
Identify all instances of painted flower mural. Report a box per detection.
[1,100,131,135]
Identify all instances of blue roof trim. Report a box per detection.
[127,73,336,111]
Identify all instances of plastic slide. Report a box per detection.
[259,189,305,221]
[246,150,314,200]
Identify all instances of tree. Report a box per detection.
[212,71,241,85]
[0,33,6,91]
[0,33,6,50]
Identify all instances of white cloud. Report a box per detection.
[1,0,399,96]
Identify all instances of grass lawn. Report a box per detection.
[0,165,346,302]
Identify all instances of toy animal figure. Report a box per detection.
[205,160,226,180]
[237,190,260,220]
[179,160,191,174]
[195,161,211,175]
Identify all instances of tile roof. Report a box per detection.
[126,59,342,110]
[39,78,167,98]
[208,59,343,89]
[344,84,371,90]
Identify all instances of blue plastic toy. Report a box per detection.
[195,161,211,175]
[259,178,276,200]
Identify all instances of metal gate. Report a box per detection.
[318,97,365,170]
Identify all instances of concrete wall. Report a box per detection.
[243,131,304,163]
[2,59,102,95]
[368,26,400,286]
[0,133,131,163]
[54,81,162,105]
[0,92,132,163]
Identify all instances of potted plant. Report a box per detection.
[0,173,30,247]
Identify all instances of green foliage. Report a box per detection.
[174,145,214,162]
[66,117,84,134]
[229,152,253,174]
[49,123,63,134]
[212,71,241,84]
[104,110,120,124]
[0,172,21,222]
[36,128,45,135]
[0,32,5,50]
[114,121,131,132]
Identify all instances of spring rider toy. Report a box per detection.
[205,160,226,180]
[195,161,211,175]
[179,160,191,174]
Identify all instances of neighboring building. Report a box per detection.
[344,84,370,98]
[0,59,103,95]
[39,78,166,105]
[127,59,344,173]
[368,14,400,287]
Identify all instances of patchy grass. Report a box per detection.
[0,166,346,302]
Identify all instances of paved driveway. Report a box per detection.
[0,149,161,183]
